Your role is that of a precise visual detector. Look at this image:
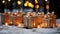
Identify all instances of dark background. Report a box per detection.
[0,0,60,18]
[50,0,60,19]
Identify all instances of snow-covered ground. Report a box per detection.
[0,24,59,34]
[56,19,60,24]
[0,25,60,34]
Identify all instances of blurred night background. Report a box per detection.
[0,0,60,18]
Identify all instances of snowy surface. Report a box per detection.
[0,25,60,34]
[56,19,60,24]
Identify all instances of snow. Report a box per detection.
[0,25,60,34]
[32,28,58,33]
[56,19,60,24]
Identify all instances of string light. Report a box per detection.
[35,0,38,4]
[8,0,11,2]
[24,3,28,7]
[46,4,49,9]
[24,1,29,7]
[28,3,32,7]
[45,0,48,2]
[17,1,21,5]
[2,0,5,3]
[35,5,39,9]
[30,4,34,8]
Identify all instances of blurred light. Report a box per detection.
[17,1,21,5]
[45,0,47,2]
[2,0,5,3]
[35,0,38,4]
[8,0,11,2]
[5,23,8,26]
[52,11,55,14]
[37,25,40,28]
[26,1,29,3]
[17,24,21,27]
[46,4,49,9]
[31,4,34,8]
[28,2,34,8]
[33,22,36,27]
[24,3,27,7]
[35,5,39,9]
[28,3,32,7]
[24,1,29,7]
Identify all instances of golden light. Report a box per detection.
[37,25,40,28]
[2,0,5,3]
[8,0,11,2]
[31,4,34,8]
[28,3,32,7]
[35,5,39,9]
[24,1,29,7]
[17,24,21,27]
[34,22,35,26]
[35,0,38,4]
[24,3,28,7]
[26,1,29,4]
[5,23,8,26]
[28,2,34,8]
[17,1,21,5]
[41,23,47,27]
[46,4,49,9]
[57,24,60,27]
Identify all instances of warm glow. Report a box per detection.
[14,13,17,15]
[46,4,49,9]
[45,0,47,2]
[52,11,54,14]
[10,22,12,24]
[17,24,21,27]
[35,5,39,9]
[31,4,34,8]
[2,0,5,3]
[8,12,10,14]
[37,25,40,28]
[28,3,32,7]
[28,2,34,8]
[8,0,11,2]
[17,14,20,16]
[26,1,29,3]
[5,23,8,26]
[24,3,28,7]
[34,22,35,26]
[27,12,30,16]
[57,24,60,27]
[24,1,29,7]
[17,1,21,5]
[35,0,38,4]
[47,12,50,14]
[38,12,41,15]
[41,23,47,27]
